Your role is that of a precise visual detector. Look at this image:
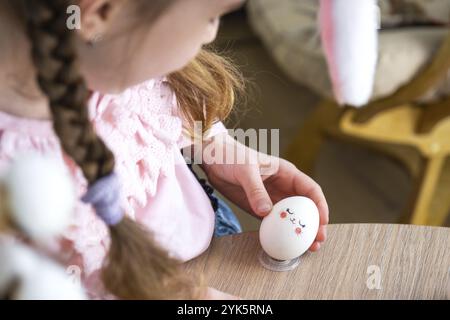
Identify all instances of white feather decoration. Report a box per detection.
[3,154,76,241]
[0,242,86,300]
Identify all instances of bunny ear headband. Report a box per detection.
[319,0,379,107]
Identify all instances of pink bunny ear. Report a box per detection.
[319,0,379,107]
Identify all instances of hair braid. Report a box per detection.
[25,0,114,183]
[22,0,199,299]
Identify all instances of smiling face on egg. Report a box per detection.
[259,196,320,261]
[279,207,307,236]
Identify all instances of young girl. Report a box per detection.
[0,0,328,299]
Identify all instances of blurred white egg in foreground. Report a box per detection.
[0,243,86,300]
[259,196,320,261]
[4,154,75,241]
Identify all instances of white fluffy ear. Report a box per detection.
[319,0,379,107]
[0,243,87,300]
[4,154,76,241]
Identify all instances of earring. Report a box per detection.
[88,34,103,47]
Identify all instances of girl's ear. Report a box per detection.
[77,0,124,43]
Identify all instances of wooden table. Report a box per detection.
[184,224,450,299]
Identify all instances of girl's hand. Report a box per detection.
[200,134,329,252]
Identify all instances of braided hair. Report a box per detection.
[20,0,196,299]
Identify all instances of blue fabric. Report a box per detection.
[185,163,242,237]
[212,194,242,237]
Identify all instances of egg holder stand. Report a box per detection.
[258,250,300,272]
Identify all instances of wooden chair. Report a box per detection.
[286,32,450,226]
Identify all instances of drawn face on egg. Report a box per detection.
[259,196,320,261]
[279,208,307,237]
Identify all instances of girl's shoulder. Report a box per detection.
[90,77,178,120]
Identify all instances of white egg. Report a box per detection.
[259,196,320,261]
[4,154,76,241]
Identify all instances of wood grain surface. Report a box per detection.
[184,224,450,299]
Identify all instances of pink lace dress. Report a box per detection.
[0,78,226,297]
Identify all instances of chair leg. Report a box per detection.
[427,158,450,226]
[285,100,340,175]
[409,156,446,225]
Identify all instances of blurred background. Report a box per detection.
[211,0,450,231]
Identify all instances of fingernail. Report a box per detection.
[257,201,272,214]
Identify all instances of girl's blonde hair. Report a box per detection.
[169,49,244,134]
[8,0,243,299]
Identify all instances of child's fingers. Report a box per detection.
[308,226,327,253]
[293,171,329,225]
[309,226,327,252]
[308,242,321,252]
[236,165,272,217]
[316,225,327,243]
